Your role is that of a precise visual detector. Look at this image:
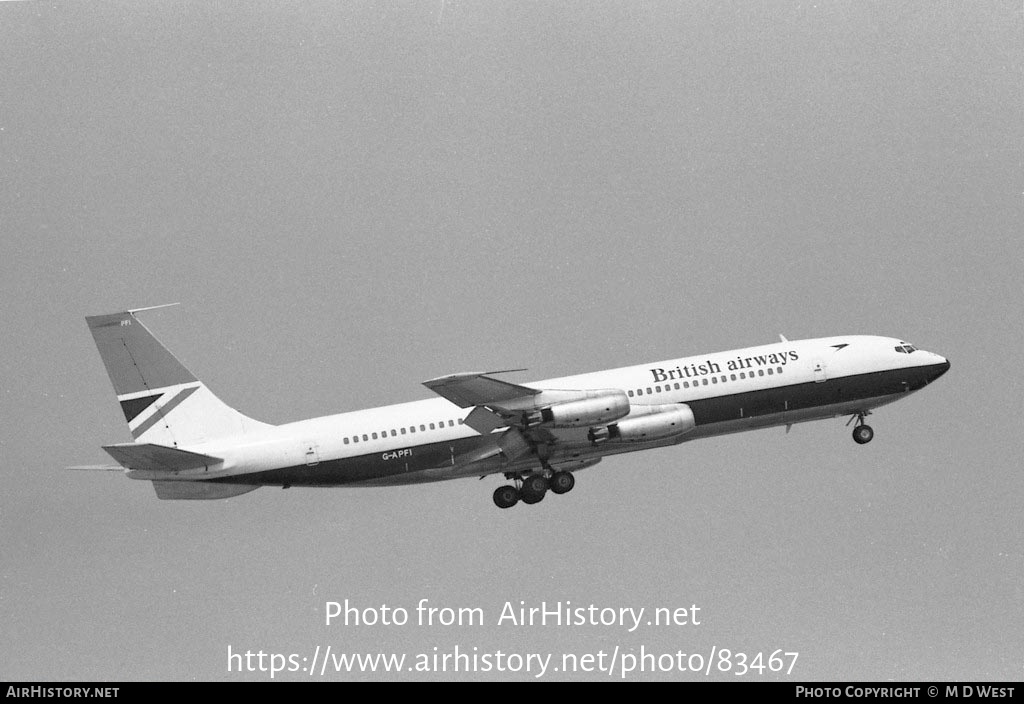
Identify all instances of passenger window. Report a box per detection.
[401,428,406,435]
[362,434,368,441]
[458,419,464,425]
[740,372,746,379]
[702,378,708,386]
[712,377,718,384]
[429,423,435,430]
[410,426,415,433]
[344,437,350,445]
[674,382,680,390]
[777,367,782,374]
[391,429,397,437]
[372,432,378,439]
[646,387,652,394]
[758,369,764,377]
[449,420,455,427]
[730,374,736,381]
[721,375,726,383]
[655,385,661,393]
[353,436,359,443]
[628,390,634,397]
[419,425,425,432]
[767,368,773,375]
[683,381,689,388]
[637,389,643,396]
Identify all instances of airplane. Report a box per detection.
[75,306,950,508]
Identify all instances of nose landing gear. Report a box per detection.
[847,411,874,444]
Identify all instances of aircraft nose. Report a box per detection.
[931,357,950,382]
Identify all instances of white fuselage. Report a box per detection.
[138,335,948,489]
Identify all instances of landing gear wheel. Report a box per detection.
[520,475,548,505]
[852,424,874,445]
[493,485,520,509]
[549,471,575,495]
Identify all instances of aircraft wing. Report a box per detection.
[422,371,539,408]
[66,465,124,471]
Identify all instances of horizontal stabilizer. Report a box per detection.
[102,443,223,472]
[152,481,258,500]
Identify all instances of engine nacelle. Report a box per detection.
[597,405,696,444]
[524,391,630,429]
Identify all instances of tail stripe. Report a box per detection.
[120,394,162,422]
[130,386,198,439]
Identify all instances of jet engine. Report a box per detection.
[588,405,695,444]
[523,390,630,429]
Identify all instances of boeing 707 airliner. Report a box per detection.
[76,307,950,508]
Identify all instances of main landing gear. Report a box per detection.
[848,411,874,445]
[492,485,520,509]
[492,470,576,509]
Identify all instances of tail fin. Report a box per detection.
[86,307,272,446]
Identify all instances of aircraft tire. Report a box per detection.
[852,424,874,444]
[549,471,575,495]
[520,475,548,504]
[520,490,544,505]
[493,485,520,509]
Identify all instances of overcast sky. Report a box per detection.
[2,1,1022,681]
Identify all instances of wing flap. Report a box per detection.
[102,443,223,472]
[463,406,509,434]
[452,429,531,467]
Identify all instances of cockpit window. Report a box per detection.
[894,342,917,354]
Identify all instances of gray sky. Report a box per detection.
[2,1,1021,681]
